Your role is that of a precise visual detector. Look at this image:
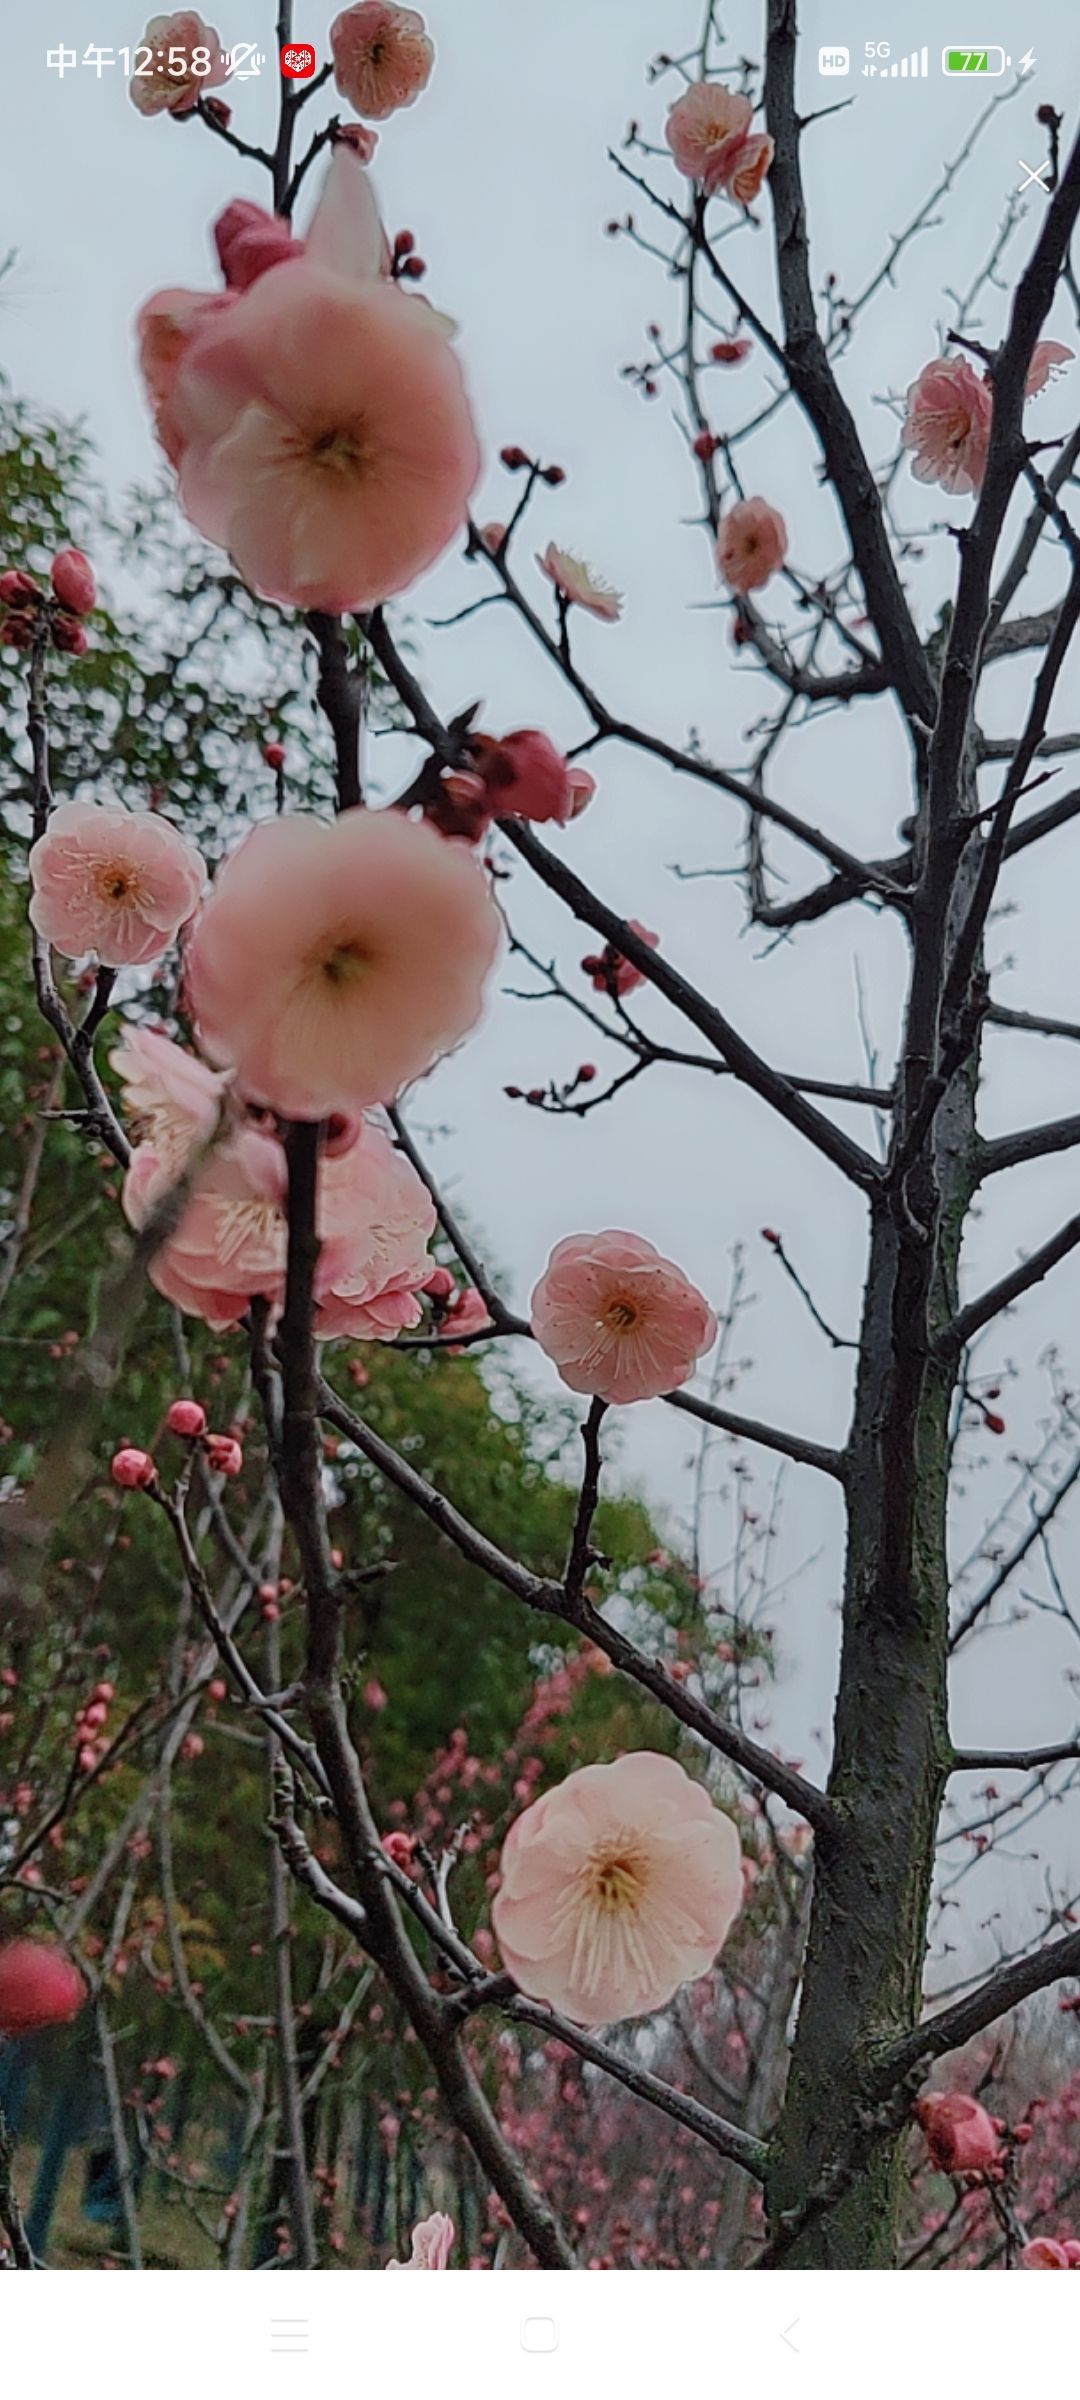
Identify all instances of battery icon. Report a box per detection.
[942,45,1009,74]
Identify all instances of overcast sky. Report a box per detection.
[6,0,1080,1971]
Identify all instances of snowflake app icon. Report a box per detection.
[281,41,317,77]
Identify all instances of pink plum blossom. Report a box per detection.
[665,81,752,193]
[1022,2237,1078,2268]
[185,811,499,1119]
[915,2092,1002,2176]
[386,2210,454,2269]
[538,544,623,622]
[531,1232,718,1405]
[473,729,573,825]
[136,287,234,467]
[28,799,206,969]
[492,1752,743,2026]
[109,1026,229,1181]
[716,497,788,595]
[723,131,774,207]
[129,13,229,116]
[900,358,993,496]
[331,4,434,122]
[1025,339,1074,396]
[123,1107,435,1336]
[171,258,478,611]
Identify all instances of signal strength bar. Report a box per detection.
[885,46,929,77]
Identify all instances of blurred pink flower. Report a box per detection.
[185,811,500,1119]
[331,4,434,120]
[386,2210,454,2269]
[493,1752,743,2026]
[1025,339,1074,396]
[915,2092,1002,2175]
[29,799,206,968]
[443,1285,492,1341]
[110,1026,229,1181]
[1022,2236,1078,2268]
[531,1231,718,1404]
[716,496,788,594]
[665,81,752,195]
[50,550,96,616]
[722,130,774,207]
[129,13,228,116]
[172,259,478,610]
[901,357,993,496]
[538,544,623,622]
[136,287,234,467]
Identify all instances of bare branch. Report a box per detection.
[940,1212,1080,1355]
[664,1388,845,1480]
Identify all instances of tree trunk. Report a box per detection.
[766,842,983,2266]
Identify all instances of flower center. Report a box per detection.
[308,427,366,478]
[319,941,369,988]
[96,860,137,904]
[584,1840,649,1915]
[605,1296,639,1331]
[214,1195,281,1267]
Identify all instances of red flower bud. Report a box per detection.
[760,1228,781,1246]
[262,740,286,770]
[500,445,531,471]
[984,1412,1006,1436]
[53,614,89,656]
[577,1063,597,1084]
[111,1446,156,1490]
[204,1432,243,1477]
[166,1399,207,1439]
[693,430,720,460]
[0,569,41,607]
[422,1266,455,1303]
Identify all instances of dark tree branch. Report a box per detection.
[978,1112,1080,1178]
[951,1737,1080,1771]
[664,1388,845,1480]
[316,1376,836,1836]
[988,1002,1080,1044]
[308,612,364,811]
[883,1926,1080,2086]
[940,1213,1080,1355]
[949,1447,1080,1650]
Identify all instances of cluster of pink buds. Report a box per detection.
[73,1678,115,1776]
[421,1269,490,1342]
[0,548,97,656]
[110,1401,244,1495]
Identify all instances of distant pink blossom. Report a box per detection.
[531,1231,718,1405]
[582,922,659,998]
[50,549,96,616]
[716,496,788,595]
[473,728,573,825]
[129,13,229,116]
[900,357,993,496]
[1022,2236,1080,2268]
[915,2092,1002,2176]
[29,799,206,969]
[711,337,753,366]
[492,1753,743,2026]
[185,811,500,1119]
[386,2210,454,2269]
[538,544,623,622]
[1025,339,1074,396]
[331,4,434,120]
[665,81,752,194]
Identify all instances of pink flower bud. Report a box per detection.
[336,122,379,160]
[263,740,286,770]
[110,1446,156,1490]
[208,1678,228,1702]
[50,548,96,615]
[82,1701,108,1730]
[53,614,89,656]
[693,430,720,460]
[710,337,753,365]
[166,1399,208,1439]
[0,569,41,607]
[363,1678,388,1712]
[423,1267,455,1303]
[180,1732,205,1762]
[916,2092,1002,2176]
[577,1063,597,1084]
[500,444,531,471]
[204,1432,243,1477]
[382,1831,416,1871]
